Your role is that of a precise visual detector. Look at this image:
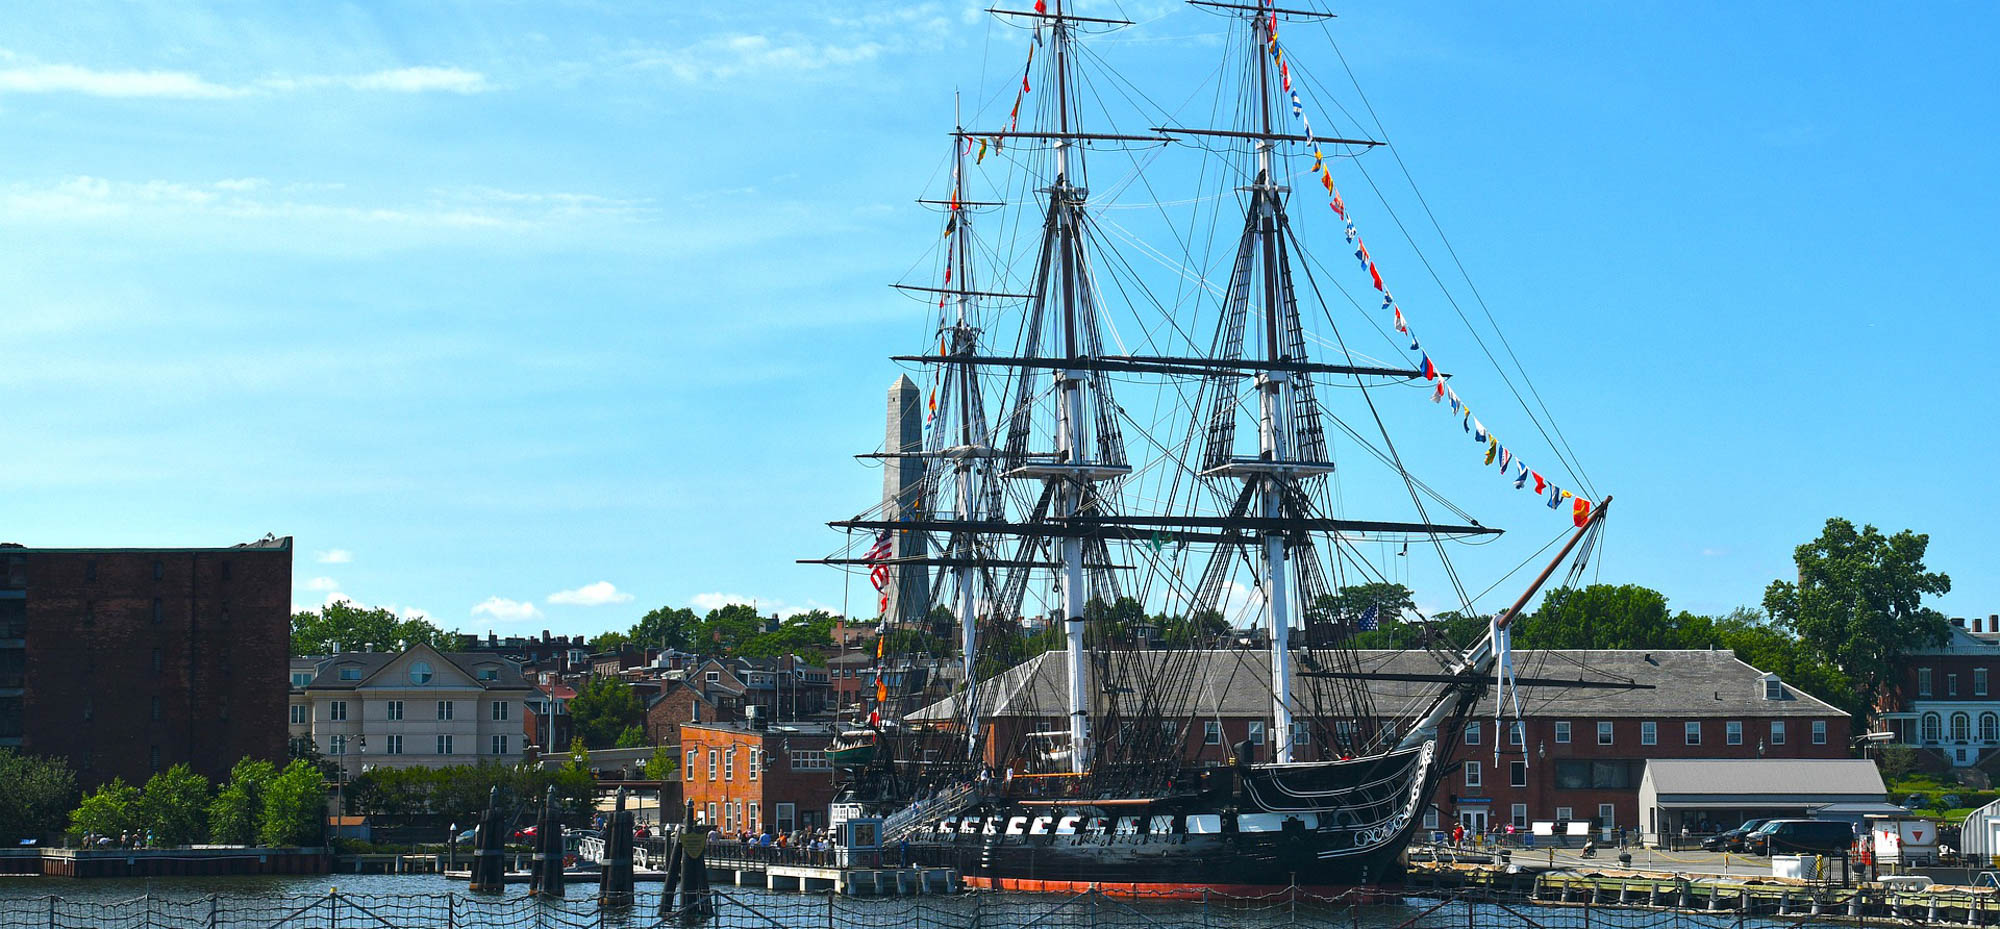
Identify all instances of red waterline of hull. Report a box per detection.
[962,875,1401,903]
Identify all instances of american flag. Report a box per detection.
[864,529,894,612]
[1358,604,1379,631]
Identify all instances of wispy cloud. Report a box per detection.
[0,64,244,99]
[305,576,340,591]
[547,581,634,607]
[630,34,883,83]
[0,59,493,99]
[472,596,542,622]
[316,548,354,564]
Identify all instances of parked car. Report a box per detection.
[1702,819,1772,852]
[1744,819,1856,856]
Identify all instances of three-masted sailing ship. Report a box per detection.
[808,0,1611,893]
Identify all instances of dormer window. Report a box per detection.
[1763,673,1783,701]
[410,661,434,685]
[478,667,499,681]
[339,666,362,681]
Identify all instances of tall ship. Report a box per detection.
[809,0,1612,894]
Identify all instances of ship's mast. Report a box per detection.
[948,115,983,758]
[1051,0,1094,775]
[1249,8,1297,765]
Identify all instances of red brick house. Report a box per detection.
[678,721,840,836]
[911,648,1850,843]
[645,679,732,745]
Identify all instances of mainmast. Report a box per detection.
[1050,0,1094,774]
[947,118,983,758]
[1250,8,1296,765]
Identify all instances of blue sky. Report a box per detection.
[5,1,1994,637]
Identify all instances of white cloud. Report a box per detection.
[633,34,882,83]
[305,576,339,591]
[0,64,245,98]
[214,177,267,192]
[547,581,634,607]
[472,596,542,622]
[0,60,491,99]
[316,548,353,564]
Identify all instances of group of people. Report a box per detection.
[79,830,153,848]
[721,827,839,861]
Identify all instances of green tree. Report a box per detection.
[0,750,75,844]
[291,600,458,656]
[737,611,838,658]
[554,744,596,822]
[1765,517,1952,716]
[569,676,647,749]
[643,745,678,781]
[1512,584,1678,650]
[257,760,327,847]
[1876,744,1919,785]
[615,725,647,748]
[698,604,767,655]
[138,764,211,847]
[589,631,631,653]
[70,778,141,840]
[207,758,279,845]
[631,606,698,653]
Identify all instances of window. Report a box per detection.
[1919,668,1933,696]
[82,699,93,722]
[686,749,698,779]
[749,802,759,833]
[1811,719,1826,744]
[724,749,735,781]
[410,661,434,685]
[1764,676,1784,700]
[386,734,403,755]
[1597,721,1614,746]
[478,667,499,681]
[1984,714,1999,744]
[1554,721,1571,744]
[1598,803,1616,828]
[706,671,719,684]
[708,749,718,780]
[85,560,97,582]
[1248,721,1265,745]
[437,700,454,721]
[1980,668,1991,697]
[387,700,403,721]
[792,750,831,771]
[492,735,509,755]
[1684,721,1701,745]
[151,598,162,623]
[290,704,307,725]
[1292,722,1311,746]
[1423,807,1440,830]
[1771,720,1787,745]
[437,734,454,754]
[750,748,760,781]
[329,700,348,721]
[82,601,94,627]
[1641,721,1657,745]
[339,666,361,681]
[1950,674,1960,697]
[1511,804,1527,829]
[776,803,797,832]
[331,735,348,755]
[491,701,510,721]
[1510,721,1525,746]
[291,671,313,688]
[1510,761,1527,788]
[705,803,716,826]
[1953,712,1971,742]
[1556,806,1573,822]
[1464,721,1481,745]
[1726,721,1743,746]
[1204,721,1222,745]
[1464,762,1481,788]
[1922,713,1942,743]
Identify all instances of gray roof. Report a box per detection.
[909,648,1843,721]
[1643,759,1885,797]
[306,645,534,691]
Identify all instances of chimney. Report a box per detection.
[1954,617,1967,629]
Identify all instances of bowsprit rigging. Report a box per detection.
[799,0,1613,893]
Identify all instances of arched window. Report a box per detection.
[1952,712,1972,743]
[1922,713,1942,743]
[1980,713,1997,744]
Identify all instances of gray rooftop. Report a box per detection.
[1643,759,1885,797]
[910,648,1844,721]
[305,645,534,691]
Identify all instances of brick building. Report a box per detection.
[678,721,840,836]
[911,648,1850,843]
[644,679,731,746]
[0,537,292,786]
[1881,614,2000,767]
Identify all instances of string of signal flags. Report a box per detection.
[927,3,1594,527]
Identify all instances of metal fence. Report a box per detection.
[0,886,1958,929]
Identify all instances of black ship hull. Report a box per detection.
[902,740,1439,894]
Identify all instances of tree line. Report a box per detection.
[67,758,326,847]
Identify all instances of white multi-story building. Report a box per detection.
[288,644,534,777]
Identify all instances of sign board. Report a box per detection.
[1870,818,1936,864]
